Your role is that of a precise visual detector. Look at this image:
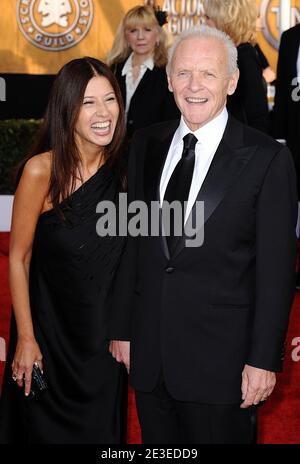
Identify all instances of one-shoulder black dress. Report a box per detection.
[0,164,126,444]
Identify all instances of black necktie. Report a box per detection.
[163,133,197,255]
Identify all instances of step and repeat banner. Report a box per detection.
[1,0,139,74]
[0,0,300,75]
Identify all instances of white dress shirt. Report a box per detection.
[160,108,228,222]
[122,53,154,118]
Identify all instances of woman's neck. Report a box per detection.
[132,52,153,67]
[77,144,105,179]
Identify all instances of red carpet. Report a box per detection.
[0,232,299,444]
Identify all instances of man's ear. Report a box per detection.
[227,69,239,96]
[167,74,173,93]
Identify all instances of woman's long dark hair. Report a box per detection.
[17,57,126,214]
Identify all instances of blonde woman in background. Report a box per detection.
[107,5,179,138]
[255,12,276,84]
[203,0,270,134]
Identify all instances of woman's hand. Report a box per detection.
[12,337,43,396]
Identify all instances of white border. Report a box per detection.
[0,196,13,232]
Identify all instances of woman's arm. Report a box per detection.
[9,153,50,396]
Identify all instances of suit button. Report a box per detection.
[128,119,133,125]
[165,267,175,273]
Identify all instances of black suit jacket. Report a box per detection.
[272,24,300,195]
[113,62,180,138]
[110,116,297,404]
[227,43,270,134]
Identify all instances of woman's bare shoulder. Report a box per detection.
[22,152,51,181]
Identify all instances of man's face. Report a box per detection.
[168,37,239,131]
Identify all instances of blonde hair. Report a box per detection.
[203,0,257,46]
[107,5,168,68]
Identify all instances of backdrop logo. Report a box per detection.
[260,0,300,49]
[17,0,94,51]
[162,0,203,35]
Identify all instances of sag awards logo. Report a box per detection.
[17,0,94,51]
[161,0,204,35]
[153,1,300,49]
[259,0,299,49]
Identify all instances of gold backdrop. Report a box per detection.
[0,0,300,75]
[1,0,139,74]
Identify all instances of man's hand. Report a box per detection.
[240,364,276,408]
[109,340,130,373]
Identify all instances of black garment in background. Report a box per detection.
[112,62,180,138]
[0,165,126,444]
[272,24,300,197]
[227,42,270,134]
[255,43,270,71]
[0,74,55,120]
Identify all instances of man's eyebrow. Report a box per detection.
[174,66,218,72]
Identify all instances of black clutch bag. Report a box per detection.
[28,362,48,400]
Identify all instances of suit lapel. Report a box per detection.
[144,121,179,259]
[131,69,153,105]
[115,67,155,116]
[118,74,126,106]
[171,116,258,260]
[113,63,126,105]
[144,121,179,203]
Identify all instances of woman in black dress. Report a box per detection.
[203,0,271,134]
[0,57,127,443]
[107,5,180,139]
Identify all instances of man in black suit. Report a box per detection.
[110,25,297,444]
[273,23,300,188]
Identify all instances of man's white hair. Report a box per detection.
[166,25,238,76]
